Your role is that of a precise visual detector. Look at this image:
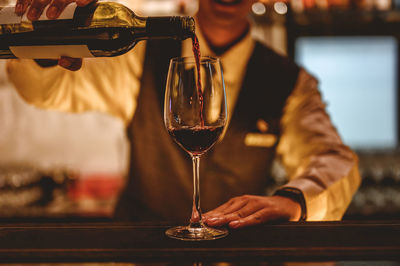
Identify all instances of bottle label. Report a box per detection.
[9,45,94,58]
[0,6,22,24]
[2,3,93,58]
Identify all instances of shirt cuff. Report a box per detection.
[274,187,307,221]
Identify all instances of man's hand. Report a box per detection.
[203,195,302,229]
[15,0,96,71]
[15,0,96,20]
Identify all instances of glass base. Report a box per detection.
[165,224,228,241]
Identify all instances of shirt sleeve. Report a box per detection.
[6,42,146,125]
[276,68,361,221]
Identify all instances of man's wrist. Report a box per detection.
[274,187,307,221]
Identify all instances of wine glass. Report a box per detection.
[164,56,228,241]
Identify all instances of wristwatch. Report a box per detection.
[274,187,307,221]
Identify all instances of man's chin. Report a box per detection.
[212,0,244,6]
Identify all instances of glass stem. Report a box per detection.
[190,155,202,228]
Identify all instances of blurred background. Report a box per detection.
[0,0,399,221]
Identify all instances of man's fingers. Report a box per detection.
[228,210,268,228]
[75,0,97,7]
[58,56,82,71]
[204,199,247,223]
[205,196,300,229]
[204,196,251,222]
[204,195,253,219]
[15,0,31,15]
[18,0,96,20]
[27,0,52,20]
[228,209,282,229]
[46,0,74,19]
[206,201,262,227]
[34,57,83,71]
[47,0,97,19]
[203,199,234,218]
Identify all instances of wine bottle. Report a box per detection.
[0,2,195,59]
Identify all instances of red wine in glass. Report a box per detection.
[168,125,224,156]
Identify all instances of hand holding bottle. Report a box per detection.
[3,1,194,70]
[14,0,97,71]
[15,0,97,21]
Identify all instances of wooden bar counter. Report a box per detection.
[0,220,399,263]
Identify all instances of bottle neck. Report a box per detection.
[141,16,195,41]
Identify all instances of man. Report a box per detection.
[7,0,360,228]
